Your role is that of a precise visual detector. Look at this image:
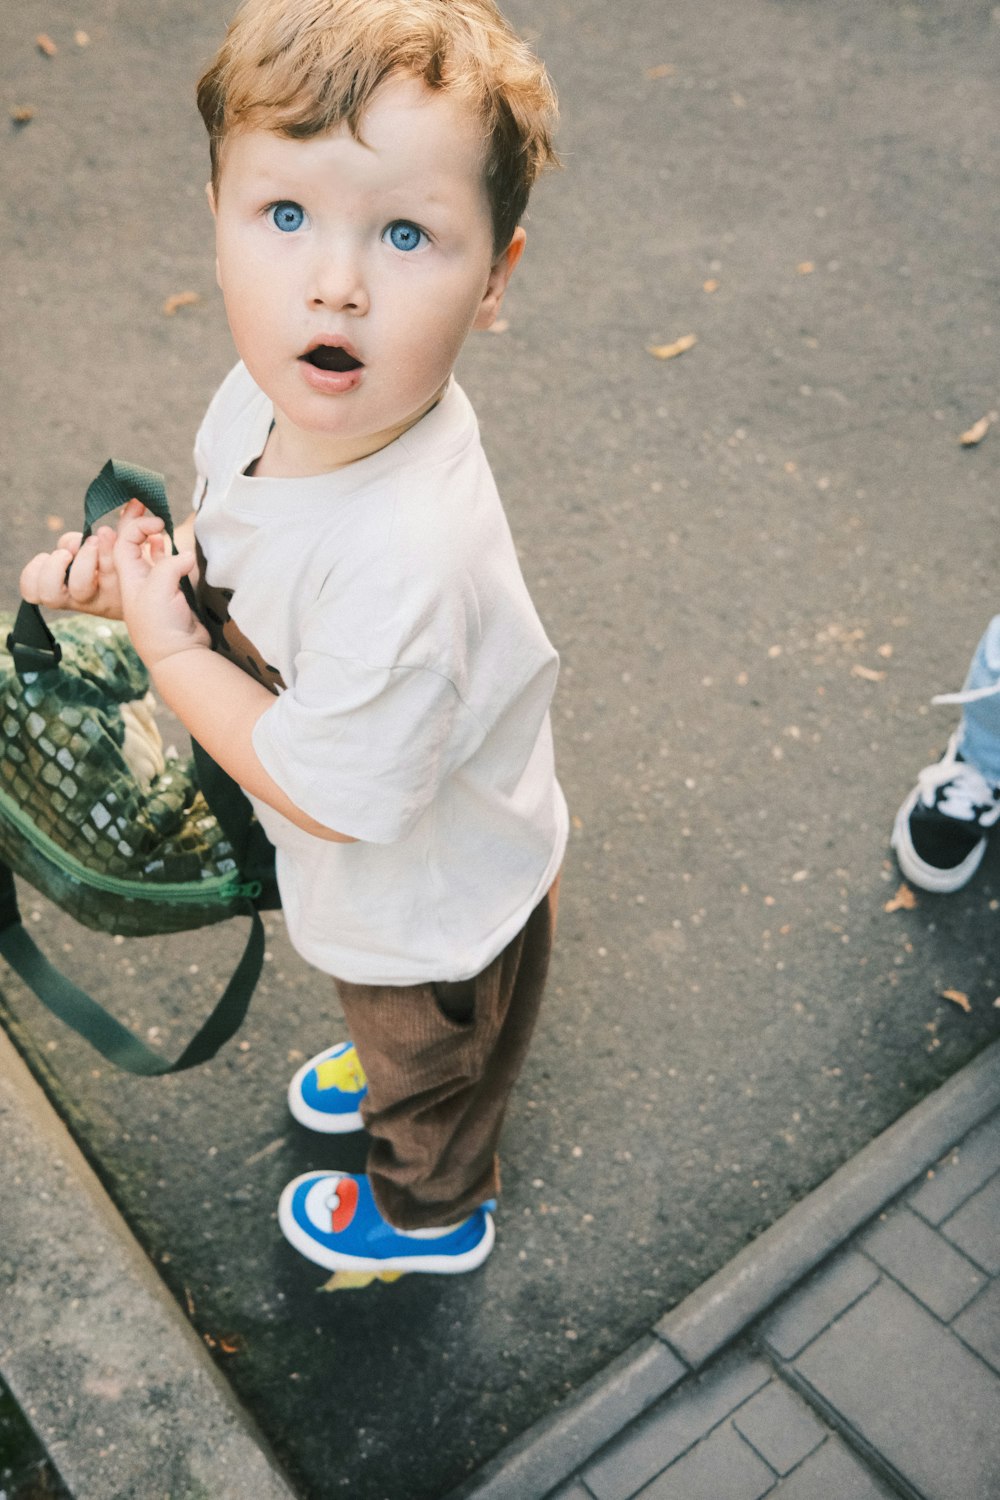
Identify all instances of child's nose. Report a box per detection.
[307,246,369,316]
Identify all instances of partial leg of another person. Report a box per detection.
[892,616,1000,891]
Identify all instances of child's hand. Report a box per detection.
[114,508,211,669]
[20,523,124,619]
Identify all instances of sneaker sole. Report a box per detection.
[277,1173,495,1275]
[287,1054,365,1134]
[890,789,987,894]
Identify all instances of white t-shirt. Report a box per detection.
[192,362,568,985]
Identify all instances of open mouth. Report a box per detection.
[301,345,364,373]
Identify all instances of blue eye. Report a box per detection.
[384,221,427,252]
[268,201,306,233]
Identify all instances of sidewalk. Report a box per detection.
[2,1026,998,1500]
[449,1038,1000,1500]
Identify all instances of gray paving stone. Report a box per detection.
[759,1251,880,1362]
[908,1112,1000,1226]
[770,1436,898,1500]
[941,1172,1000,1274]
[732,1381,826,1477]
[582,1353,771,1500]
[859,1205,986,1321]
[791,1278,1000,1500]
[952,1278,1000,1374]
[633,1422,775,1500]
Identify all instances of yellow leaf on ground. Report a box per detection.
[647,333,697,361]
[884,884,917,913]
[942,989,971,1013]
[10,105,35,123]
[36,33,58,55]
[162,290,201,316]
[851,663,886,682]
[320,1269,406,1292]
[645,64,675,78]
[960,416,990,447]
[703,279,719,293]
[796,262,815,275]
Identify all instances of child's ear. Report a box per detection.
[474,227,527,330]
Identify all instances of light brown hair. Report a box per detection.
[197,0,558,252]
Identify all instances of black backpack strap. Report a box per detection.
[0,861,265,1076]
[192,740,281,910]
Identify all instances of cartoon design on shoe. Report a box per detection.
[891,732,1000,892]
[288,1041,368,1133]
[277,1171,495,1275]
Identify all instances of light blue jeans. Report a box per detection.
[941,615,1000,784]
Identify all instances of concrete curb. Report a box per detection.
[448,1038,1000,1500]
[0,1026,299,1500]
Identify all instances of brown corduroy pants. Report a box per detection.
[334,877,559,1230]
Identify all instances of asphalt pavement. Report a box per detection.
[2,0,999,1497]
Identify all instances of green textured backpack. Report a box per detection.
[0,461,276,1074]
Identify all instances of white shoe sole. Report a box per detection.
[891,788,987,894]
[277,1172,495,1274]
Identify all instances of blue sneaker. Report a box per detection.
[277,1171,495,1274]
[288,1041,368,1133]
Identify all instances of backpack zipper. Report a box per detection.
[0,782,262,904]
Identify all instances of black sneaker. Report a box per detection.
[891,733,1000,892]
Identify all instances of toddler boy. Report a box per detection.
[20,0,565,1277]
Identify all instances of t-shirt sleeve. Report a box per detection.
[250,649,487,844]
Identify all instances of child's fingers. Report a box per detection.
[64,537,102,603]
[116,511,165,547]
[20,546,76,605]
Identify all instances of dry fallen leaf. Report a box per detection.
[942,988,971,1013]
[647,333,697,361]
[851,663,886,682]
[796,261,815,275]
[960,415,991,447]
[45,514,65,532]
[321,1269,405,1292]
[703,279,719,293]
[645,63,676,79]
[162,290,200,316]
[217,1332,247,1356]
[10,105,35,124]
[36,33,58,56]
[884,883,917,913]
